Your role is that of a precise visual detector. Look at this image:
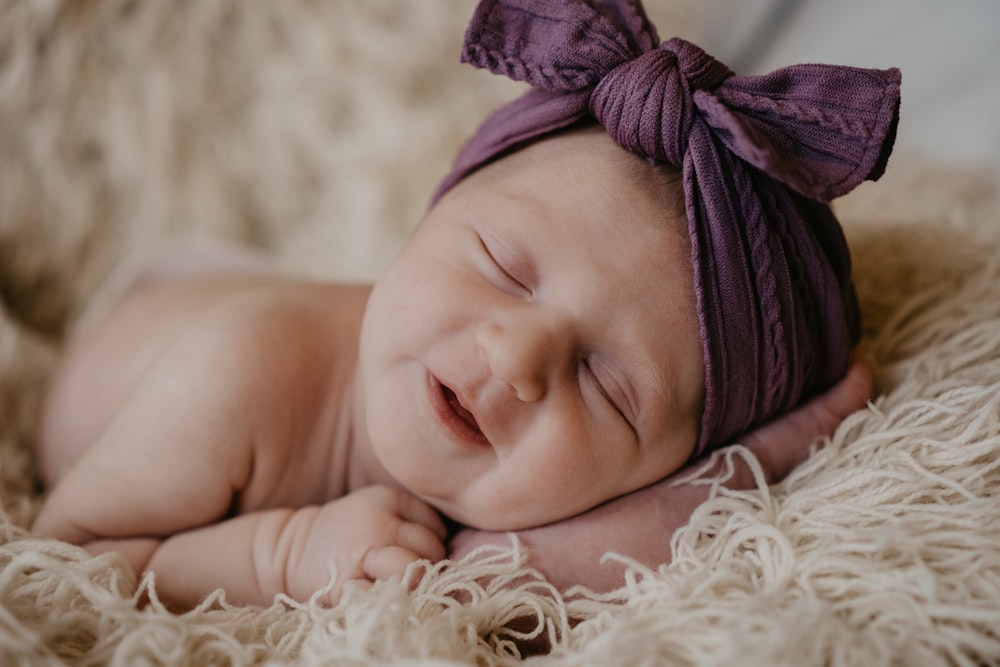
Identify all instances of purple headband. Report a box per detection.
[434,0,901,454]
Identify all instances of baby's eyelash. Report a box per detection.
[479,234,529,292]
[581,359,633,432]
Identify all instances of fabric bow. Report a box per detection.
[434,0,901,453]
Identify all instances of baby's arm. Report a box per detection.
[54,487,446,609]
[137,485,446,608]
[450,358,872,593]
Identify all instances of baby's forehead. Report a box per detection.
[475,127,687,232]
[496,126,669,182]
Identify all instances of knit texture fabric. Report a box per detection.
[435,0,901,453]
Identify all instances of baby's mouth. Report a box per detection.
[433,376,489,447]
[442,384,484,439]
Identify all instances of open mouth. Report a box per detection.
[429,373,489,447]
[443,384,481,431]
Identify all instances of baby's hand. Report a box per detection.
[285,485,447,603]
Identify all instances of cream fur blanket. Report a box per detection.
[2,2,999,665]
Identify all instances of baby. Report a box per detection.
[32,0,899,608]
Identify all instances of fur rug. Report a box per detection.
[1,1,999,664]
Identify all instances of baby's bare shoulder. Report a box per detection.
[152,280,365,426]
[152,281,368,503]
[175,281,368,508]
[34,278,369,551]
[43,277,367,508]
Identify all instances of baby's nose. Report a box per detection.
[476,311,573,402]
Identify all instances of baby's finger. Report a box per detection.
[391,493,449,542]
[362,545,425,583]
[395,520,446,561]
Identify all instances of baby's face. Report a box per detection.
[358,127,705,530]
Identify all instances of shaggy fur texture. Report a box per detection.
[1,1,999,664]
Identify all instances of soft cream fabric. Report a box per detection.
[1,2,999,664]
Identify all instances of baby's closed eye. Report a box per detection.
[477,231,534,295]
[579,357,635,435]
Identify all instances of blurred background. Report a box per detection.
[674,0,1000,173]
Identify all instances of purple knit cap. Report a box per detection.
[434,0,901,455]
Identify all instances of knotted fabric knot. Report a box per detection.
[591,38,732,166]
[661,37,733,92]
[435,0,901,455]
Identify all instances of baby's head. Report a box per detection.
[359,0,901,531]
[360,125,704,530]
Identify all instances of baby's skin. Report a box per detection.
[33,128,870,608]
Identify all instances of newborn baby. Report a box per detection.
[32,0,900,609]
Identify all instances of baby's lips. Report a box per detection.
[443,384,483,435]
